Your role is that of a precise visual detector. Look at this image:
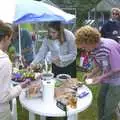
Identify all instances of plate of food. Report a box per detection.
[56,90,77,109]
[41,72,54,80]
[56,74,71,82]
[26,83,42,98]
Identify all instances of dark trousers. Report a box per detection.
[52,60,76,78]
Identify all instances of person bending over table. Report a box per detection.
[75,25,120,120]
[31,21,77,78]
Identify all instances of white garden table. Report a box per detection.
[19,85,92,120]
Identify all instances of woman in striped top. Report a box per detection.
[75,25,120,120]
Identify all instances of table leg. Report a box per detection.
[67,113,78,120]
[29,112,35,120]
[40,116,46,120]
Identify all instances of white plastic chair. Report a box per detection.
[11,98,17,120]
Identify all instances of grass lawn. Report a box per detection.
[76,72,100,120]
[17,71,100,120]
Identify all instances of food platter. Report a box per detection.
[14,70,90,109]
[26,82,42,98]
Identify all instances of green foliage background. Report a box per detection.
[35,0,102,27]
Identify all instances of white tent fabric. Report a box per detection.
[0,0,76,24]
[0,0,16,23]
[0,0,76,59]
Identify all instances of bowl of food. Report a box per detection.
[56,74,71,81]
[41,72,54,80]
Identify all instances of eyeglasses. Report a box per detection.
[112,12,119,16]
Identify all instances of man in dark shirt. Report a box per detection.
[101,8,120,43]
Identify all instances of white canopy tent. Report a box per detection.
[0,0,76,59]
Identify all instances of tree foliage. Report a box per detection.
[73,0,102,27]
[35,0,102,26]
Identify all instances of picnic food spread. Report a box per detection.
[15,71,89,109]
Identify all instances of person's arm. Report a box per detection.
[93,47,120,83]
[85,65,101,79]
[31,39,48,65]
[0,59,22,103]
[102,69,120,80]
[59,30,77,62]
[92,69,120,84]
[0,57,31,103]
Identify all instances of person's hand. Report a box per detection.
[20,79,31,88]
[29,63,43,72]
[91,77,101,84]
[84,75,101,85]
[83,72,92,80]
[30,63,36,70]
[85,77,100,85]
[35,72,41,80]
[52,56,60,64]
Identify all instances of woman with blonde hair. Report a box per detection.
[76,25,120,120]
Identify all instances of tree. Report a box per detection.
[50,0,102,26]
[35,0,102,26]
[73,0,102,27]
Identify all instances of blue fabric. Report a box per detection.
[14,14,74,24]
[13,1,75,24]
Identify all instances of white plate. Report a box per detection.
[85,78,93,85]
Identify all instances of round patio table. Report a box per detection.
[19,84,92,120]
